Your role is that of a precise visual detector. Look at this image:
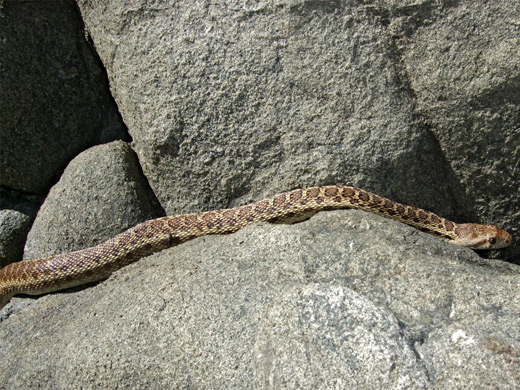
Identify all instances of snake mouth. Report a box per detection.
[470,238,492,249]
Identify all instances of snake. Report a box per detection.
[0,185,512,310]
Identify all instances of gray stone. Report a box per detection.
[417,324,520,389]
[1,211,518,389]
[0,209,31,268]
[0,189,41,267]
[74,0,518,262]
[254,285,428,389]
[0,0,127,194]
[75,0,460,222]
[23,141,164,260]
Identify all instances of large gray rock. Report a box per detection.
[1,211,518,389]
[23,141,164,260]
[75,0,459,220]
[0,0,127,194]
[75,0,518,262]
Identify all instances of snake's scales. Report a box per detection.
[0,186,512,309]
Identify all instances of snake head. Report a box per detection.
[454,223,512,250]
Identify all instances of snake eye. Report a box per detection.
[489,237,497,245]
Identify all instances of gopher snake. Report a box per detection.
[0,186,512,309]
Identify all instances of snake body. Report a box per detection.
[0,186,512,309]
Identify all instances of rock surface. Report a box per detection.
[0,189,41,268]
[24,141,164,260]
[0,0,127,194]
[74,0,518,261]
[1,211,518,388]
[75,0,462,221]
